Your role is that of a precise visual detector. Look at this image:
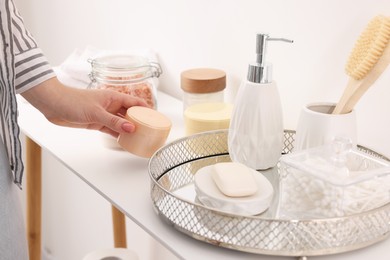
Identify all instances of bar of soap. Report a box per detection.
[194,164,274,215]
[211,162,258,197]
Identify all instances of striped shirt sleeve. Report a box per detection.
[0,0,57,187]
[10,0,55,94]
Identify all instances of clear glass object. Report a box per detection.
[88,54,162,109]
[279,137,390,219]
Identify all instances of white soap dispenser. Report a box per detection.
[228,33,293,170]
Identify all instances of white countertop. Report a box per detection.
[17,91,390,260]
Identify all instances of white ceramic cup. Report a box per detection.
[294,102,357,151]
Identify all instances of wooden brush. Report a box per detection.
[333,15,390,114]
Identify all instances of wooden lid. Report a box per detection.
[126,106,171,134]
[181,68,226,94]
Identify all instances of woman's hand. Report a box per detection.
[21,77,149,137]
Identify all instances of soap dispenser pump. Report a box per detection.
[228,33,293,170]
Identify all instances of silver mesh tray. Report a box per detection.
[148,130,390,257]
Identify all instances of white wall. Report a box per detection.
[15,0,390,259]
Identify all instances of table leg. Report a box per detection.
[25,137,127,254]
[111,205,127,248]
[26,137,42,260]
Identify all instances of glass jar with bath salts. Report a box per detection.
[181,68,226,111]
[88,54,162,109]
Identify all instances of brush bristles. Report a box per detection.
[345,15,390,80]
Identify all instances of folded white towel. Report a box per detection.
[58,45,159,87]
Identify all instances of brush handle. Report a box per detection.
[333,43,390,114]
[332,77,360,114]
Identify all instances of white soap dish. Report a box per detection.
[194,165,274,216]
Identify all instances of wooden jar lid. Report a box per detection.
[181,68,226,94]
[127,106,171,134]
